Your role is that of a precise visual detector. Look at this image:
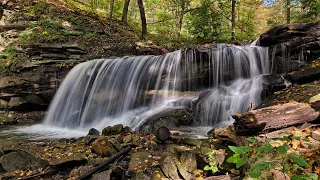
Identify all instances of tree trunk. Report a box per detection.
[137,0,147,40]
[231,0,236,40]
[109,0,114,19]
[233,103,320,135]
[286,0,290,24]
[176,1,186,37]
[0,3,3,20]
[122,0,131,24]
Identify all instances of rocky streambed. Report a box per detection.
[1,99,320,180]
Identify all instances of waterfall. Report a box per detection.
[194,45,269,126]
[43,44,270,130]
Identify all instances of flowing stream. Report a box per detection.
[2,44,270,139]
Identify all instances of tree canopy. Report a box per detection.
[66,0,320,44]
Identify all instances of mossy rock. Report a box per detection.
[128,152,152,173]
[102,124,124,136]
[0,114,17,125]
[90,136,118,157]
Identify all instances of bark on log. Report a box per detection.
[156,126,170,141]
[233,102,320,135]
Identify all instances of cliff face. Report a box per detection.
[0,0,165,114]
[259,21,320,74]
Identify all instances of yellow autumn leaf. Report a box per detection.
[26,170,33,176]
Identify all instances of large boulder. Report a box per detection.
[286,59,320,84]
[90,136,118,157]
[259,22,320,74]
[0,60,75,111]
[0,150,49,172]
[138,108,194,132]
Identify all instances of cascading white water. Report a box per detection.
[4,44,270,139]
[195,45,269,126]
[43,51,183,128]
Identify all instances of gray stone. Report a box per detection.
[0,150,48,171]
[160,153,180,180]
[128,152,152,172]
[41,53,69,59]
[312,130,320,141]
[180,152,197,173]
[87,128,100,136]
[309,93,320,103]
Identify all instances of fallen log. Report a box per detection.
[77,146,131,180]
[233,102,320,135]
[156,126,171,141]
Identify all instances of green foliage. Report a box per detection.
[226,136,316,179]
[0,46,21,71]
[289,153,309,168]
[30,1,50,18]
[19,20,86,43]
[20,20,64,43]
[227,146,250,168]
[204,151,219,174]
[297,0,320,23]
[0,46,20,59]
[291,174,318,180]
[185,0,223,40]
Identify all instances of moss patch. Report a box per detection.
[0,114,17,125]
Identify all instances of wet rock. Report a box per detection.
[207,128,215,137]
[109,138,122,151]
[83,135,98,145]
[259,22,320,73]
[69,165,91,178]
[0,114,17,125]
[180,152,197,173]
[87,128,100,136]
[123,134,132,144]
[91,169,112,180]
[288,63,320,84]
[159,153,180,179]
[0,150,48,171]
[165,144,190,154]
[139,108,194,132]
[90,136,118,157]
[180,137,202,147]
[154,118,178,131]
[102,124,124,136]
[151,168,167,180]
[124,126,134,133]
[155,126,170,141]
[176,162,192,180]
[128,152,152,172]
[134,172,151,180]
[261,74,287,99]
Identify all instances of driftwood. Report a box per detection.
[233,102,320,135]
[78,146,131,180]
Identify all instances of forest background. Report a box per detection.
[72,0,320,46]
